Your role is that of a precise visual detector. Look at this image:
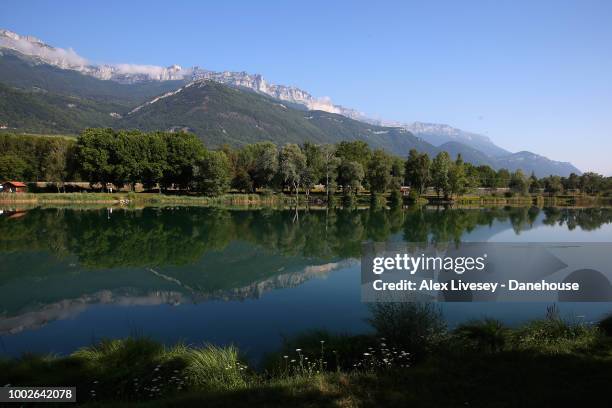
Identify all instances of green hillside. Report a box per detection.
[0,50,587,175]
[0,50,435,155]
[306,110,438,156]
[438,141,495,167]
[0,48,440,155]
[0,82,118,133]
[119,80,437,155]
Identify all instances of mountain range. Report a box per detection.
[0,28,581,177]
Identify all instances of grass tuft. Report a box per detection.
[511,317,599,354]
[184,345,247,390]
[453,318,508,353]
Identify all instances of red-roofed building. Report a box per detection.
[1,181,27,193]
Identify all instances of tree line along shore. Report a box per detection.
[1,131,611,205]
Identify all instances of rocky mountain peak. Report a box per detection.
[0,28,582,175]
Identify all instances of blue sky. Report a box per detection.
[1,0,611,174]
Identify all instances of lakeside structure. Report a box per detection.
[1,181,27,193]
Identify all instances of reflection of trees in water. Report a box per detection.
[542,207,612,231]
[1,206,611,270]
[403,207,536,244]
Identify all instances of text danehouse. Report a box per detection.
[372,278,579,293]
[361,243,612,302]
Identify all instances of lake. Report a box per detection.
[1,206,611,362]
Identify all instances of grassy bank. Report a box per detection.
[2,191,608,209]
[2,305,611,407]
[451,193,608,207]
[0,192,291,207]
[0,192,377,210]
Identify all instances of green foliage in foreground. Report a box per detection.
[1,305,611,407]
[367,302,447,360]
[1,339,247,401]
[454,318,509,353]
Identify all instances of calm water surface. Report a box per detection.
[1,206,611,361]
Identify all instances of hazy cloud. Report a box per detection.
[0,29,187,80]
[307,96,342,113]
[113,63,188,80]
[0,31,88,68]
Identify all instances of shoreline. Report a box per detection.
[0,192,609,209]
[0,192,286,207]
[1,312,609,407]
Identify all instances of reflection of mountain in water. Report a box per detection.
[182,260,351,302]
[1,206,611,333]
[0,290,185,335]
[0,260,349,335]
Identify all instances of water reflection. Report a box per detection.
[3,206,611,264]
[1,206,611,351]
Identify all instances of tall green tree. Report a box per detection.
[388,156,405,205]
[337,160,365,196]
[0,154,28,181]
[544,175,563,196]
[247,142,279,190]
[449,154,468,197]
[162,132,206,189]
[194,150,231,196]
[495,168,511,189]
[391,157,405,184]
[580,172,604,195]
[303,142,324,182]
[279,144,307,198]
[366,149,393,195]
[431,152,452,198]
[404,149,431,194]
[321,144,340,200]
[42,138,71,192]
[76,128,115,187]
[232,168,253,192]
[112,130,143,190]
[476,165,497,189]
[509,169,530,195]
[141,132,168,191]
[231,147,256,192]
[463,162,480,190]
[529,172,541,193]
[564,172,580,191]
[336,141,371,175]
[303,142,325,198]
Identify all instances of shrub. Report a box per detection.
[407,189,420,204]
[512,318,599,354]
[367,302,446,360]
[453,319,508,352]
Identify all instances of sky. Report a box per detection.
[1,0,611,174]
